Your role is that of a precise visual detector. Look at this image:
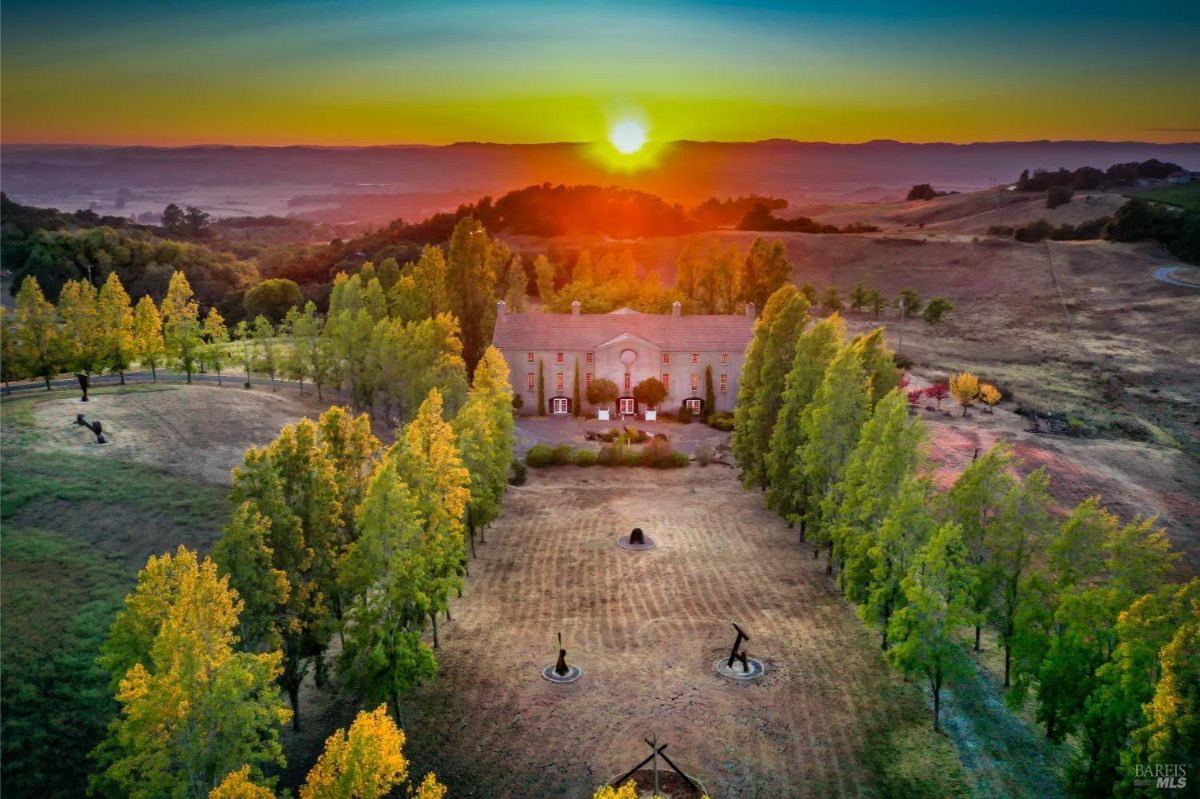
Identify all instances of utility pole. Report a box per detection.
[898,297,906,355]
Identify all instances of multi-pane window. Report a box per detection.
[624,373,632,392]
[691,373,699,392]
[662,374,670,392]
[721,352,729,365]
[527,372,535,391]
[692,352,699,364]
[527,351,534,363]
[556,372,564,392]
[585,372,592,387]
[586,352,593,364]
[720,373,728,393]
[663,353,670,364]
[556,352,564,364]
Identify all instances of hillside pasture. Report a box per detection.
[0,385,350,798]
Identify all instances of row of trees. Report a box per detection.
[731,286,1196,796]
[92,348,515,797]
[537,236,793,317]
[1,264,471,428]
[2,271,223,389]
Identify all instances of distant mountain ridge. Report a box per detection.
[4,140,1198,224]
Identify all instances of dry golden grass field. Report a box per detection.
[392,465,967,798]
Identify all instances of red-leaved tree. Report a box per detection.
[927,383,949,409]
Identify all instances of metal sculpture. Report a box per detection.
[75,414,107,444]
[727,622,750,673]
[76,373,90,402]
[555,632,570,676]
[629,527,645,546]
[543,630,581,682]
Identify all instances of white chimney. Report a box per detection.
[496,300,507,319]
[672,301,682,318]
[571,300,581,317]
[745,301,756,318]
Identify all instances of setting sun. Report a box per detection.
[609,119,647,154]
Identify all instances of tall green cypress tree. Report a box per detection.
[537,359,545,416]
[573,359,581,417]
[704,365,714,418]
[831,390,928,602]
[799,344,870,570]
[731,285,810,489]
[766,315,845,527]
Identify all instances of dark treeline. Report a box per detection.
[1014,158,1184,192]
[737,202,880,234]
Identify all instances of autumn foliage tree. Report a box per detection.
[949,371,980,416]
[92,547,289,799]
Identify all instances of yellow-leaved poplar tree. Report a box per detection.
[91,546,290,799]
[300,705,422,799]
[979,382,1001,411]
[949,371,980,416]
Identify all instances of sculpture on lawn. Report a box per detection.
[75,414,107,444]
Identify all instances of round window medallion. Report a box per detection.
[619,348,638,366]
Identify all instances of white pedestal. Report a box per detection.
[644,410,657,421]
[598,409,610,421]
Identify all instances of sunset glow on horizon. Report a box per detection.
[2,1,1199,147]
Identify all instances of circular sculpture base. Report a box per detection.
[713,656,765,681]
[542,665,582,683]
[617,535,656,551]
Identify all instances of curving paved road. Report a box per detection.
[2,370,350,399]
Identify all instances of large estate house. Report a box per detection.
[492,299,755,417]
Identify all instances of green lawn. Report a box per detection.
[1125,182,1200,212]
[0,388,232,799]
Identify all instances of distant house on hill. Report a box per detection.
[492,300,754,417]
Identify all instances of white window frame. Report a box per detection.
[618,398,635,415]
[684,398,702,415]
[551,397,570,415]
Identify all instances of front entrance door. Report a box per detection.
[684,398,703,415]
[618,397,635,415]
[551,397,570,415]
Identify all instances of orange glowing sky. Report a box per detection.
[2,1,1198,146]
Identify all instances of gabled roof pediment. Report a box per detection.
[595,331,660,351]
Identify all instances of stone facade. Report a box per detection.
[492,301,754,417]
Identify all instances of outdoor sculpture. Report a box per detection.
[555,632,570,676]
[543,631,581,683]
[618,526,655,550]
[75,414,107,444]
[727,622,751,672]
[714,621,764,680]
[76,373,90,402]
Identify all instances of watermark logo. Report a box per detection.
[1132,764,1190,790]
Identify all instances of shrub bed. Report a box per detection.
[527,442,689,469]
[706,411,735,431]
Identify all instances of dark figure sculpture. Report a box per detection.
[75,414,107,444]
[727,622,750,671]
[76,373,90,402]
[555,632,570,675]
[630,527,645,546]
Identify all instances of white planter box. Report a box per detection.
[597,409,610,421]
[644,410,657,421]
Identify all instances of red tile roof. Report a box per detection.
[493,308,754,352]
